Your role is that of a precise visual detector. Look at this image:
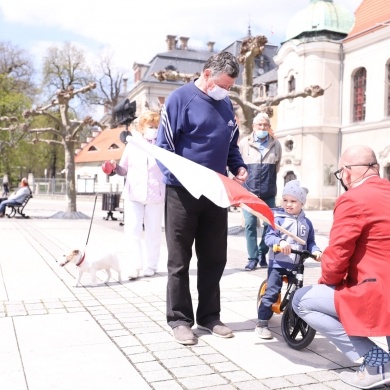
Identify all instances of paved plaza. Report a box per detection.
[1,196,389,389]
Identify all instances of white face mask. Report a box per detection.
[255,130,269,140]
[144,127,158,140]
[207,84,229,100]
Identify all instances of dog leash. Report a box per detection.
[85,195,98,248]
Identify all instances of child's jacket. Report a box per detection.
[264,208,321,269]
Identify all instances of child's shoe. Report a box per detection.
[255,320,273,339]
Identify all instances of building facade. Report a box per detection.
[274,0,390,209]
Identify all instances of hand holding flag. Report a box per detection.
[126,136,305,244]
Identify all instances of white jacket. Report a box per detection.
[117,132,165,203]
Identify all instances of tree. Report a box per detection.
[90,49,127,128]
[22,83,105,217]
[0,40,36,97]
[5,42,106,217]
[0,41,36,185]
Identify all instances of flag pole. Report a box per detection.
[239,203,306,245]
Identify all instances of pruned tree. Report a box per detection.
[21,83,106,217]
[1,42,106,217]
[152,35,326,136]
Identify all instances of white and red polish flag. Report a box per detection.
[126,136,275,228]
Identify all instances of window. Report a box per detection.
[285,139,294,152]
[284,171,297,185]
[288,76,295,93]
[353,68,366,122]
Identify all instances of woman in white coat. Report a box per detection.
[111,110,165,279]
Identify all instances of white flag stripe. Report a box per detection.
[127,137,231,207]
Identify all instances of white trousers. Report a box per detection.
[124,200,164,272]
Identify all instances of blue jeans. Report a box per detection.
[293,284,390,362]
[243,196,275,261]
[258,267,293,321]
[0,199,20,214]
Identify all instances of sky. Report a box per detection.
[0,0,359,88]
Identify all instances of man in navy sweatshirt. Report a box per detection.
[156,52,248,345]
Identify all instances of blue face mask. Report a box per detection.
[255,130,268,140]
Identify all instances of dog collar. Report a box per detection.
[76,252,86,267]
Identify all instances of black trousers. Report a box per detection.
[165,185,228,328]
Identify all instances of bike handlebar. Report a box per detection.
[273,244,317,260]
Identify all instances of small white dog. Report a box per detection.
[60,249,122,287]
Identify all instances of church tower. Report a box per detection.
[274,0,354,209]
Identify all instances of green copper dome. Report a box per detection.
[285,0,354,41]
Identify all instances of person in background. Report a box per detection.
[2,174,9,197]
[293,145,390,389]
[0,178,31,218]
[109,110,165,279]
[256,180,322,339]
[239,112,282,271]
[156,51,248,345]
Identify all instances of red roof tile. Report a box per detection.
[75,126,128,163]
[345,0,390,41]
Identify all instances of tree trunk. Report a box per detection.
[64,141,77,213]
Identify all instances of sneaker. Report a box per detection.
[128,269,140,280]
[259,254,268,268]
[340,362,390,389]
[255,325,273,339]
[143,268,155,277]
[172,325,196,345]
[245,259,258,271]
[197,319,233,338]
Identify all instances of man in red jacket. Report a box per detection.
[293,145,390,389]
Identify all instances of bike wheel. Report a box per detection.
[256,280,267,311]
[281,304,316,350]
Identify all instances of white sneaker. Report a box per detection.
[255,325,273,339]
[143,268,155,277]
[128,269,140,280]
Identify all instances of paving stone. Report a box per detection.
[151,380,184,390]
[221,370,254,382]
[179,374,228,389]
[170,364,214,378]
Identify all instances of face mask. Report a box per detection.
[144,127,158,140]
[255,130,268,140]
[207,85,229,100]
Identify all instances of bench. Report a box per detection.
[6,194,33,218]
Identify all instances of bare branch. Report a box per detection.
[253,85,325,106]
[26,127,63,137]
[152,70,200,83]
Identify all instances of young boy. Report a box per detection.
[255,180,322,339]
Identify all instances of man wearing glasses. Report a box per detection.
[293,145,390,389]
[239,112,282,271]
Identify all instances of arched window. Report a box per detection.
[353,68,366,122]
[284,171,297,185]
[288,76,295,93]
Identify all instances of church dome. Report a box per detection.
[285,0,354,41]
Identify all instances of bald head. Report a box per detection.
[341,145,377,166]
[338,145,379,189]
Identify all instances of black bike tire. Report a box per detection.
[281,304,316,350]
[256,280,267,311]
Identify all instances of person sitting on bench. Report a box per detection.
[0,178,31,218]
